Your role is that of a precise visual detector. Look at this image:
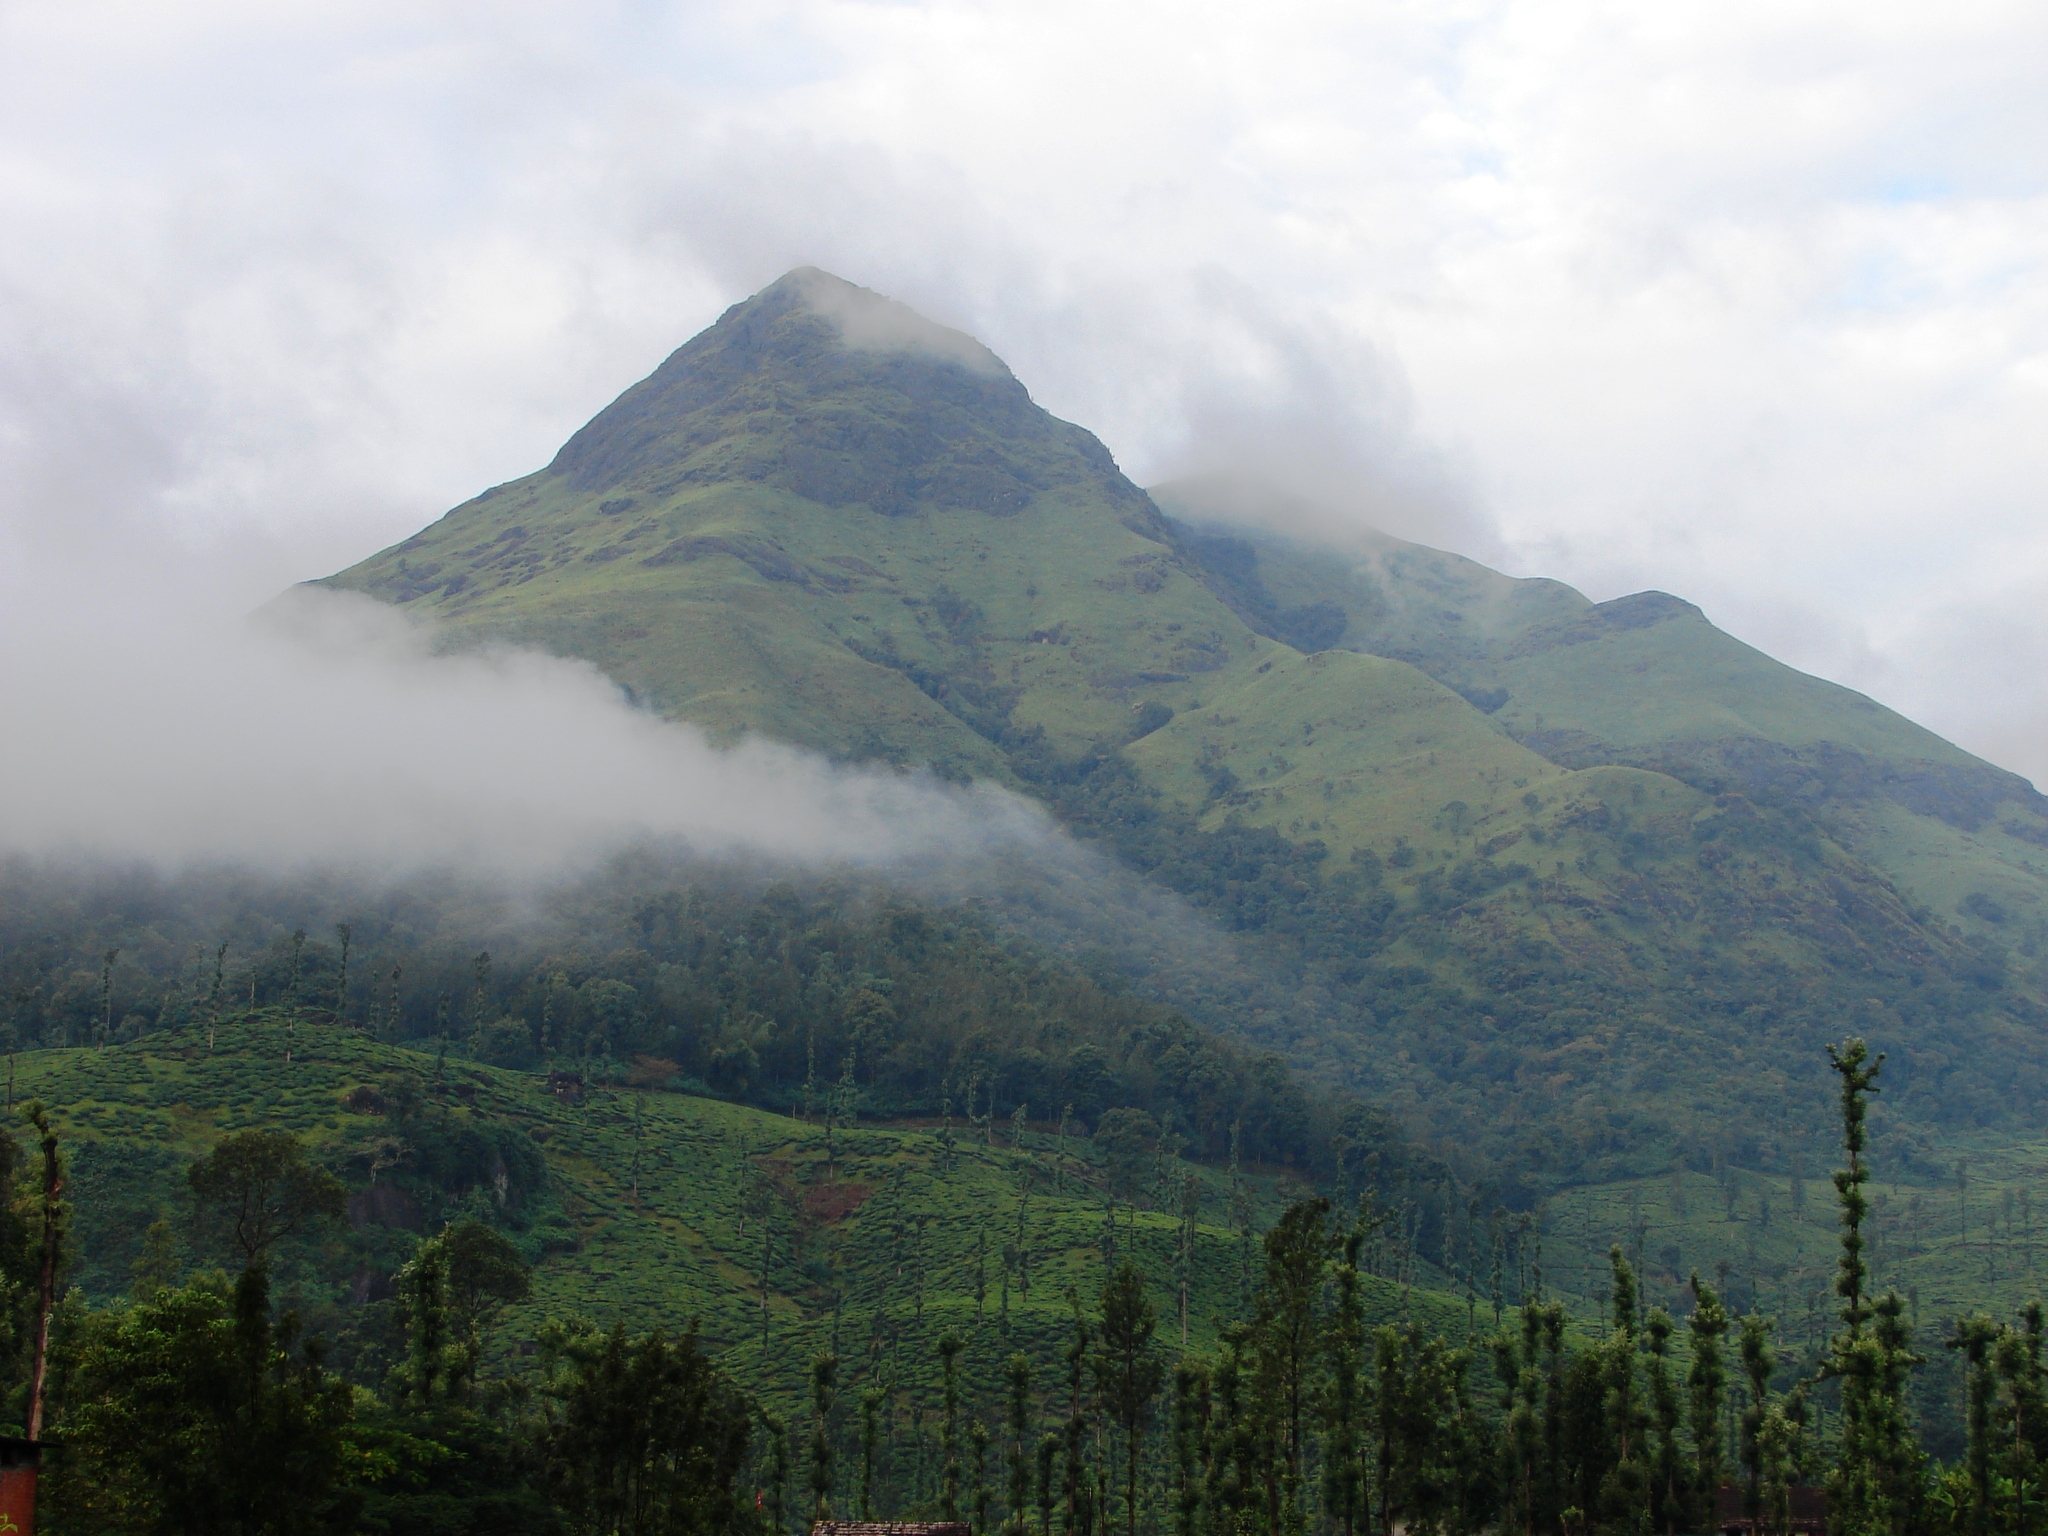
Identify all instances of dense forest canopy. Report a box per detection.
[0,852,1422,1182]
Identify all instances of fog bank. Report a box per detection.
[0,581,1050,878]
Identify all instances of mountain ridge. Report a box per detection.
[316,268,2048,1177]
[1153,490,2048,940]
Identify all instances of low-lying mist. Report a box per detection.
[0,573,1295,1055]
[0,582,1052,877]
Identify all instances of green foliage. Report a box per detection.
[1094,1262,1163,1536]
[51,1265,355,1535]
[393,1219,530,1405]
[1825,1040,1926,1536]
[0,865,1365,1177]
[190,1126,348,1268]
[17,1033,2048,1536]
[544,1321,758,1535]
[0,1122,38,1420]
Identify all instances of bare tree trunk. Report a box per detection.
[27,1109,62,1440]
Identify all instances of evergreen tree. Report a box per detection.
[972,1417,992,1535]
[1822,1039,1923,1536]
[810,1351,838,1521]
[1373,1322,1486,1535]
[1947,1315,1999,1536]
[1643,1308,1685,1536]
[1063,1294,1095,1536]
[1171,1360,1208,1536]
[1596,1248,1650,1535]
[940,1329,966,1522]
[1205,1328,1252,1534]
[1738,1313,1775,1528]
[1491,1304,1552,1536]
[1248,1198,1336,1532]
[1758,1388,1809,1536]
[1991,1305,2048,1531]
[1036,1431,1059,1536]
[395,1231,450,1404]
[1095,1262,1163,1536]
[1687,1271,1730,1524]
[1007,1353,1033,1535]
[859,1382,887,1521]
[1325,1210,1371,1536]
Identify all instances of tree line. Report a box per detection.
[0,1037,2041,1534]
[0,865,1429,1185]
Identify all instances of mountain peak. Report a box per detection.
[546,269,1035,501]
[767,267,1008,378]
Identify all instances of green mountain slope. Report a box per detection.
[31,1014,2030,1453]
[1157,482,2048,955]
[324,268,1260,781]
[25,1017,1480,1408]
[314,269,2048,1176]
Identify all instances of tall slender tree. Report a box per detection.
[383,961,402,1043]
[1007,1353,1033,1535]
[1171,1360,1208,1536]
[24,1102,62,1442]
[97,945,121,1046]
[1063,1293,1094,1536]
[762,1409,791,1536]
[1738,1313,1775,1527]
[1597,1248,1649,1535]
[1644,1308,1685,1535]
[809,1351,838,1521]
[1250,1198,1336,1531]
[1096,1262,1163,1536]
[206,938,228,1052]
[1325,1207,1372,1536]
[1992,1305,2048,1526]
[1687,1270,1730,1525]
[971,1418,993,1535]
[858,1381,886,1522]
[939,1330,965,1522]
[1036,1430,1059,1536]
[333,922,351,1025]
[1822,1039,1923,1536]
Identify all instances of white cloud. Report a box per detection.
[0,577,1052,876]
[0,0,2043,787]
[794,268,1006,376]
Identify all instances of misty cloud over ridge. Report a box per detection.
[0,572,1279,1044]
[2,0,2044,784]
[0,583,1052,879]
[794,268,1007,379]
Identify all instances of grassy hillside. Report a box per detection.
[320,269,1259,783]
[29,1016,2039,1454]
[1156,484,2048,962]
[25,1015,1495,1415]
[306,268,2048,1183]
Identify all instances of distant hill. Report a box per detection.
[1155,481,2048,953]
[317,268,2048,1182]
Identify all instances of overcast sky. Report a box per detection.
[3,1,2045,787]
